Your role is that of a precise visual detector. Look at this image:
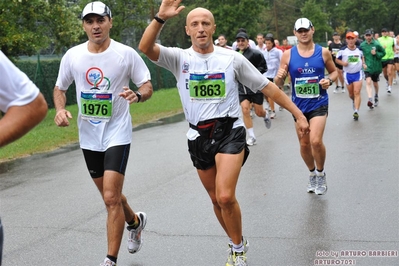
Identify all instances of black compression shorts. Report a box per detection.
[82,144,130,178]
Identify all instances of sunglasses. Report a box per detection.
[236,39,247,43]
[296,29,310,34]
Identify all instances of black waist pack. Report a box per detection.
[190,117,238,141]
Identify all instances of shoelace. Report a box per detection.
[309,176,316,187]
[234,253,247,266]
[317,175,325,187]
[129,227,141,242]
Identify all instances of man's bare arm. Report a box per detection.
[0,93,47,147]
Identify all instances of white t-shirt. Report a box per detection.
[337,46,364,73]
[55,40,151,151]
[152,45,269,140]
[0,51,40,112]
[263,47,283,79]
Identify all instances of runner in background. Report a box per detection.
[329,32,345,93]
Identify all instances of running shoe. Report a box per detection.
[387,86,392,94]
[315,173,327,195]
[270,111,276,119]
[226,251,248,266]
[279,106,284,111]
[264,110,271,129]
[333,86,339,93]
[307,173,317,193]
[367,100,374,109]
[374,96,379,107]
[353,112,359,121]
[246,137,256,146]
[393,79,397,85]
[127,212,147,254]
[100,258,116,266]
[342,86,345,93]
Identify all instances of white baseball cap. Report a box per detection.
[81,1,112,19]
[294,18,313,31]
[353,31,359,36]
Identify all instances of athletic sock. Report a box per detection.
[107,255,117,263]
[232,241,244,253]
[309,167,316,174]
[316,169,325,176]
[128,215,140,229]
[247,128,255,138]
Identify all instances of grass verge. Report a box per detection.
[0,88,182,162]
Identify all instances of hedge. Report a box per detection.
[15,54,176,109]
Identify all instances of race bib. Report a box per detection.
[332,48,339,56]
[348,55,360,64]
[294,76,320,98]
[189,72,226,103]
[80,91,112,122]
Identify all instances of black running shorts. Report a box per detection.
[381,59,394,68]
[239,93,264,105]
[293,105,328,122]
[188,126,249,170]
[364,72,380,83]
[82,144,130,178]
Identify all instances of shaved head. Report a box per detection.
[186,7,215,25]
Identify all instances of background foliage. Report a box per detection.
[2,0,398,58]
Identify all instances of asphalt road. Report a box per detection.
[1,79,398,266]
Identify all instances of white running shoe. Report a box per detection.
[226,238,249,266]
[100,258,116,266]
[246,137,256,146]
[315,173,328,195]
[264,110,272,129]
[307,173,316,193]
[127,212,147,254]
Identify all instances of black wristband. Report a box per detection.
[154,13,166,24]
[328,78,333,86]
[134,91,142,102]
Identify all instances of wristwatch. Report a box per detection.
[154,13,166,24]
[134,91,142,102]
[328,78,333,86]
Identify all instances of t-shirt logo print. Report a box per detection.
[182,62,189,73]
[298,63,316,74]
[86,67,111,90]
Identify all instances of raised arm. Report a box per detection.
[138,0,185,60]
[274,50,291,88]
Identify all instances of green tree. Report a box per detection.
[300,0,332,43]
[334,0,387,36]
[154,0,269,48]
[0,0,82,58]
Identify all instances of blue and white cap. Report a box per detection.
[81,1,112,19]
[294,18,313,31]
